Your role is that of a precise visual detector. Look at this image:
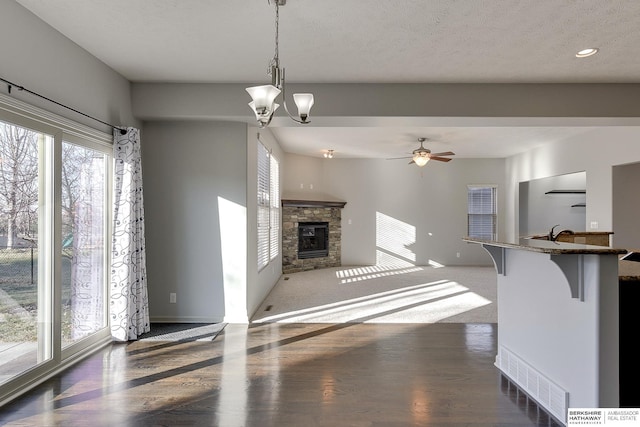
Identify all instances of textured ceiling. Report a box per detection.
[14,0,640,158]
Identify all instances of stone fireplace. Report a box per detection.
[281,198,346,274]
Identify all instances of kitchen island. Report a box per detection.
[463,237,627,425]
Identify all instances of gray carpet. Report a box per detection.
[252,265,497,324]
[138,323,227,341]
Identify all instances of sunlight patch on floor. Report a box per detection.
[366,292,491,323]
[428,259,445,268]
[252,280,491,324]
[338,266,424,284]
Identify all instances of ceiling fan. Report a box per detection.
[387,137,455,167]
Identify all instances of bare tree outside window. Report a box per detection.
[0,126,94,249]
[61,143,98,246]
[0,124,38,248]
[0,122,42,382]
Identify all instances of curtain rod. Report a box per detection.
[1,76,127,135]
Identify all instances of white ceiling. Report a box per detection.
[14,0,640,159]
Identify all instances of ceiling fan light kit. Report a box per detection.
[412,152,430,167]
[388,137,455,167]
[576,48,599,58]
[246,0,314,128]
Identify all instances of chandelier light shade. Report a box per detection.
[248,100,280,127]
[247,84,281,127]
[246,0,314,128]
[246,85,281,112]
[324,149,334,158]
[293,93,314,121]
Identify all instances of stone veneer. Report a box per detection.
[281,200,345,274]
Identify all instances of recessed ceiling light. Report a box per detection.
[576,48,599,58]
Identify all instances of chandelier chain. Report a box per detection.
[247,0,313,127]
[268,0,280,73]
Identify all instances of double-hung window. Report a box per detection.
[257,141,280,270]
[467,185,497,240]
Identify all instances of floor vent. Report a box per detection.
[496,346,568,425]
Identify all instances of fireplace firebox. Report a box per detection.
[298,222,329,259]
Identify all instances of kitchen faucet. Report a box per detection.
[548,224,575,241]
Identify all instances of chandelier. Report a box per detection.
[246,0,314,128]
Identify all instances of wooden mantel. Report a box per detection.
[281,199,347,208]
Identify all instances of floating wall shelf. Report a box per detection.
[545,190,586,194]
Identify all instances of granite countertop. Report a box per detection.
[464,237,640,280]
[527,231,614,238]
[462,236,627,255]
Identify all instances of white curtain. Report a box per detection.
[110,127,150,341]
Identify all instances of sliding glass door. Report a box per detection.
[0,102,111,398]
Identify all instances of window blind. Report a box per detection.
[467,186,497,240]
[257,142,270,270]
[269,154,280,260]
[257,140,280,270]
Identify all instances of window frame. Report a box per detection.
[257,140,280,271]
[467,185,498,240]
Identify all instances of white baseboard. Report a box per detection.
[150,316,226,323]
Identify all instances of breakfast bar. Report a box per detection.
[463,237,627,425]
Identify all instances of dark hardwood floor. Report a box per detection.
[0,323,563,426]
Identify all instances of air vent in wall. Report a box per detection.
[496,346,568,424]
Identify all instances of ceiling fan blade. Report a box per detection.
[429,151,455,157]
[386,156,412,160]
[408,160,415,165]
[429,156,453,162]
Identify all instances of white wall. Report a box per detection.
[505,127,640,243]
[0,1,138,132]
[612,162,640,249]
[284,154,506,267]
[142,120,248,323]
[141,122,286,323]
[283,153,328,197]
[519,172,586,236]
